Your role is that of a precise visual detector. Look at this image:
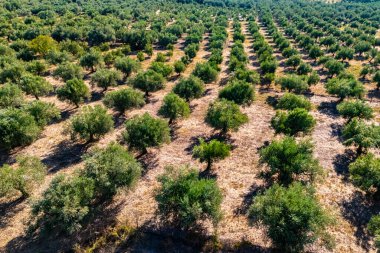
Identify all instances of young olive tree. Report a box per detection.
[192,138,230,170]
[271,108,316,136]
[172,75,205,102]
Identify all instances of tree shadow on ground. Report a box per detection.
[137,151,159,177]
[333,149,357,179]
[340,191,380,251]
[317,101,339,118]
[234,183,267,216]
[367,89,380,100]
[42,140,87,173]
[0,196,26,229]
[3,199,126,253]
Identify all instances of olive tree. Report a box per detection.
[192,138,230,170]
[155,166,222,229]
[349,153,380,195]
[276,93,312,111]
[192,62,218,83]
[271,108,316,136]
[205,99,248,135]
[23,100,61,127]
[81,142,142,199]
[0,83,24,108]
[53,63,83,81]
[158,93,190,124]
[259,136,321,184]
[0,108,41,150]
[0,156,46,198]
[103,88,145,114]
[132,70,165,97]
[90,68,122,91]
[342,118,380,154]
[68,105,114,142]
[337,99,373,122]
[249,183,331,252]
[56,78,90,107]
[325,76,364,100]
[173,75,204,102]
[123,113,170,154]
[19,73,53,99]
[218,80,254,105]
[115,57,141,78]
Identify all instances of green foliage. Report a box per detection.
[259,136,321,184]
[29,35,57,56]
[57,78,90,107]
[192,138,230,170]
[233,68,260,85]
[276,93,312,111]
[285,55,301,69]
[149,62,173,78]
[172,75,204,102]
[0,108,41,150]
[53,63,83,82]
[82,142,142,199]
[337,99,373,121]
[342,118,380,154]
[19,73,53,99]
[69,105,113,142]
[368,215,380,249]
[271,108,316,136]
[132,70,165,96]
[0,83,24,108]
[174,60,186,74]
[31,174,95,234]
[373,71,380,89]
[0,156,46,198]
[123,113,170,153]
[80,50,103,72]
[205,99,248,134]
[325,76,364,100]
[155,166,222,229]
[23,100,61,127]
[218,80,254,105]
[325,59,345,77]
[115,57,141,77]
[158,93,190,123]
[90,68,122,91]
[276,74,308,94]
[296,62,312,75]
[192,62,218,83]
[103,88,145,114]
[137,51,145,61]
[249,183,331,252]
[349,153,380,194]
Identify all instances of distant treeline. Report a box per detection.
[176,0,254,8]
